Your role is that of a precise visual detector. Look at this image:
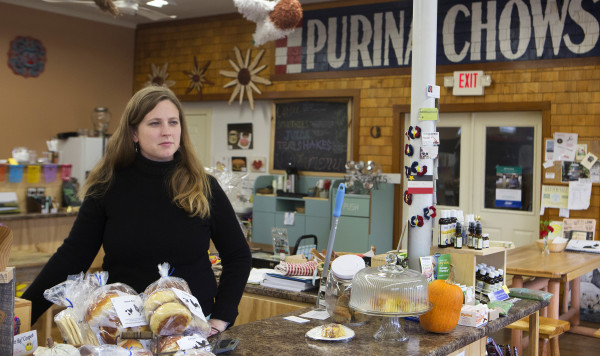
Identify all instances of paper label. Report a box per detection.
[422,132,440,146]
[172,288,207,321]
[426,84,440,98]
[299,310,330,320]
[111,295,147,328]
[176,335,211,351]
[284,316,310,323]
[418,108,438,121]
[420,146,439,159]
[13,330,38,356]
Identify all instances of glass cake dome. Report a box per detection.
[349,253,431,341]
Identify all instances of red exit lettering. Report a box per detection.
[458,72,478,88]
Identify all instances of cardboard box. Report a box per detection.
[457,304,488,327]
[0,267,15,355]
[14,298,31,334]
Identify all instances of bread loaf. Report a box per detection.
[149,302,192,336]
[157,335,183,353]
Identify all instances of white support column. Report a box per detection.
[407,0,438,271]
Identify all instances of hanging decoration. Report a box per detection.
[233,0,303,46]
[410,215,424,227]
[183,56,213,95]
[404,144,414,157]
[404,191,413,205]
[406,125,422,139]
[219,46,272,110]
[423,206,437,220]
[144,63,176,88]
[8,36,47,78]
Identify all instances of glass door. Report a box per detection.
[403,111,541,247]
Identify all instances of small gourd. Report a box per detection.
[419,264,463,333]
[33,338,77,356]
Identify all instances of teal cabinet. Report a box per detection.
[331,181,395,254]
[334,215,370,252]
[252,211,275,245]
[252,175,332,251]
[252,175,395,254]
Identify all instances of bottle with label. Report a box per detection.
[497,269,504,291]
[454,221,463,249]
[475,221,483,250]
[438,210,450,248]
[468,221,476,248]
[476,269,486,293]
[482,233,490,249]
[449,210,457,246]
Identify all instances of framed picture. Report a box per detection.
[227,123,253,150]
[231,156,247,172]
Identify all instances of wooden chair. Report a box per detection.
[507,316,570,356]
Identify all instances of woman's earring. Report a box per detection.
[135,142,139,152]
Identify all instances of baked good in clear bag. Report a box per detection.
[155,334,214,355]
[43,271,108,345]
[72,344,151,355]
[142,262,211,337]
[84,282,148,345]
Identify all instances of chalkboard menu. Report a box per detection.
[272,100,350,173]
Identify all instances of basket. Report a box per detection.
[536,239,568,253]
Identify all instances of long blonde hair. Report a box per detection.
[80,86,212,218]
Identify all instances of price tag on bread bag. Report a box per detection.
[172,288,207,321]
[176,335,211,352]
[111,295,147,328]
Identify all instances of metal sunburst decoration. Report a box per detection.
[219,46,272,110]
[183,56,213,95]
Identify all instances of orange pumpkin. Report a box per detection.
[419,264,463,333]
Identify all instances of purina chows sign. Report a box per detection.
[275,0,600,74]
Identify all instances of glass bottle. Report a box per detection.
[454,221,463,249]
[468,221,476,248]
[438,210,449,248]
[475,221,483,250]
[449,210,457,247]
[482,233,490,249]
[476,269,486,293]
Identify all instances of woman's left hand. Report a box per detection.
[208,318,229,336]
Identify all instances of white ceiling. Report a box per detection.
[0,0,342,29]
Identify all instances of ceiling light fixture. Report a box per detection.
[146,0,169,8]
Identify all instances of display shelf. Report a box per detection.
[431,246,505,256]
[431,246,507,289]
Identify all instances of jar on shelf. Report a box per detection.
[325,254,368,325]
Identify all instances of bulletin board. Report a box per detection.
[270,99,352,175]
[542,137,600,185]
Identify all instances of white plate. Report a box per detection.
[305,324,355,341]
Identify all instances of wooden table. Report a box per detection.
[507,244,600,337]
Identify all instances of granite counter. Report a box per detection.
[221,298,549,355]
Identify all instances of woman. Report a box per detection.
[23,86,252,335]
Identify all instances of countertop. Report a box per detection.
[0,211,78,221]
[221,298,549,355]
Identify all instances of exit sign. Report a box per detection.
[453,71,484,96]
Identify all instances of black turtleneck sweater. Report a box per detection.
[22,154,252,326]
